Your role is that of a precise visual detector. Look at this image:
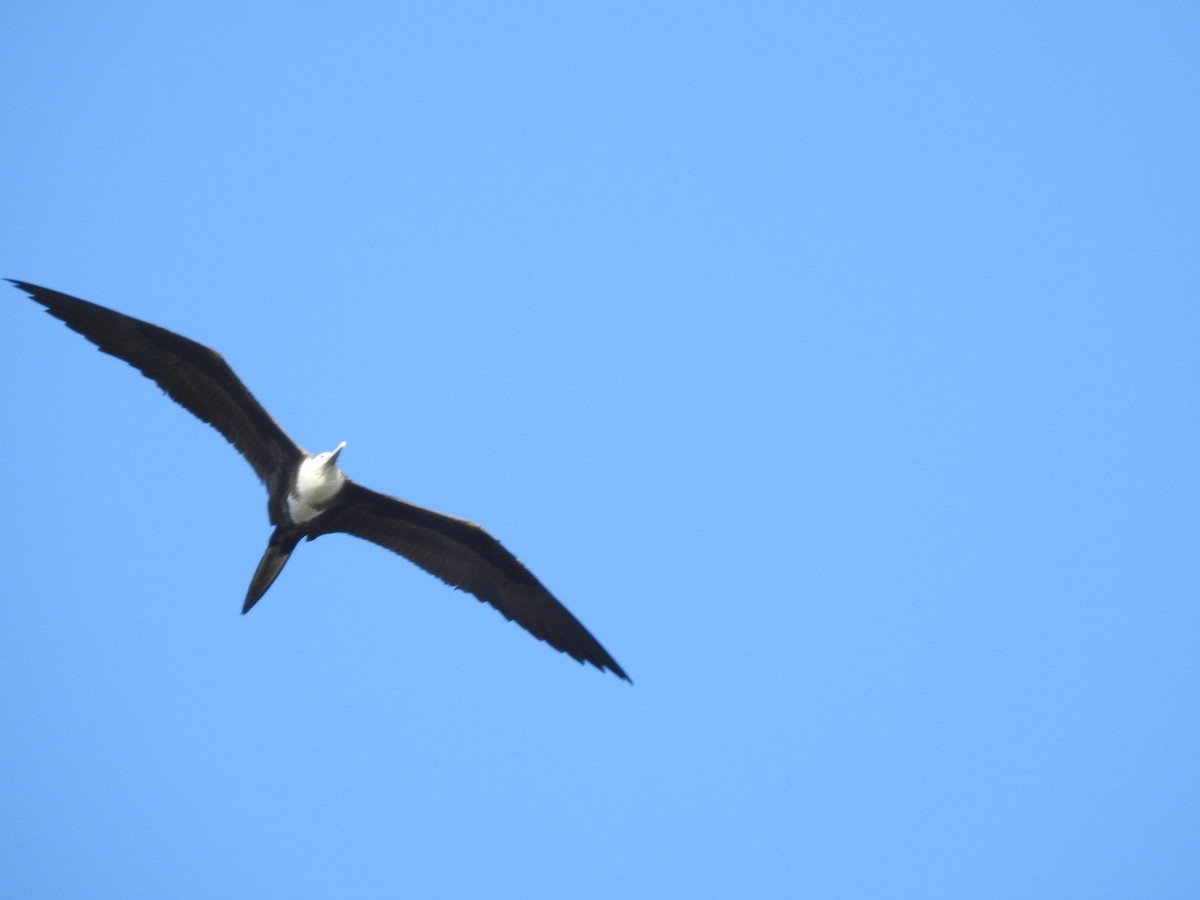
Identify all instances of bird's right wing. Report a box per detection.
[9,280,303,490]
[315,481,630,681]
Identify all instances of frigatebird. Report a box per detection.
[8,280,628,681]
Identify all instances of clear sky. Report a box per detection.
[2,2,1197,897]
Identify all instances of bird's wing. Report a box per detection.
[9,280,303,490]
[315,481,630,681]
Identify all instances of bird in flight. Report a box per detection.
[9,280,628,681]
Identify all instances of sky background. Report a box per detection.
[1,2,1197,897]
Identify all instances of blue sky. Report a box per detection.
[2,2,1197,897]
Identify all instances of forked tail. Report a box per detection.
[242,529,302,614]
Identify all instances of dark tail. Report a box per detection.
[242,529,301,614]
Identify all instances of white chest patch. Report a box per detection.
[287,453,347,524]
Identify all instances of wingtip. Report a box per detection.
[8,279,54,303]
[598,658,633,684]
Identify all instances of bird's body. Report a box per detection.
[287,443,348,526]
[9,280,628,681]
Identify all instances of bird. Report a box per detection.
[8,280,629,681]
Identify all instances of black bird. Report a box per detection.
[9,280,628,681]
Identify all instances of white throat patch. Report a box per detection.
[287,450,347,524]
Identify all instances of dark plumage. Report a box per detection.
[9,279,628,681]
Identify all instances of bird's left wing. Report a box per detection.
[9,280,303,491]
[315,481,630,681]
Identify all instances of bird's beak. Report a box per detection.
[329,441,346,464]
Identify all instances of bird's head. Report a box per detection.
[315,441,347,471]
